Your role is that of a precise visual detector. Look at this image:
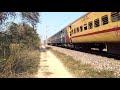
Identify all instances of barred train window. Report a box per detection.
[70,31,71,36]
[75,28,77,33]
[69,26,71,30]
[102,15,109,25]
[77,27,79,32]
[84,24,87,30]
[94,18,100,27]
[80,26,83,32]
[111,12,120,22]
[88,21,93,29]
[71,29,73,34]
[74,29,76,34]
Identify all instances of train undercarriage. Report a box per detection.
[48,42,120,55]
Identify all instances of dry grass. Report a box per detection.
[0,44,40,78]
[47,47,118,78]
[13,49,40,78]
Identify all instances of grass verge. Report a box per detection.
[47,47,119,78]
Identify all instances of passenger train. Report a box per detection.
[47,12,120,55]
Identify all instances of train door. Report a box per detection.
[61,30,64,43]
[65,26,71,44]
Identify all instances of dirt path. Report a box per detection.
[35,45,73,78]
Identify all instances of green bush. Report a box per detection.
[0,22,41,78]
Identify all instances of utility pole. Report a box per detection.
[45,25,48,46]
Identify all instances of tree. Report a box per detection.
[0,13,40,77]
[0,12,40,28]
[5,22,40,48]
[18,22,40,48]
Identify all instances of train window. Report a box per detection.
[77,27,79,32]
[70,31,71,36]
[80,26,83,32]
[74,29,76,34]
[88,21,93,29]
[69,26,71,30]
[101,15,109,25]
[71,29,73,34]
[94,18,100,27]
[84,24,87,30]
[75,28,77,33]
[111,12,120,22]
[62,31,64,34]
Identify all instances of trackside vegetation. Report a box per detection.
[0,22,40,78]
[47,47,119,78]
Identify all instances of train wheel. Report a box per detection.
[99,47,104,51]
[84,47,91,50]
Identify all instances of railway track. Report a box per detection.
[48,45,120,77]
[51,45,120,60]
[76,48,120,60]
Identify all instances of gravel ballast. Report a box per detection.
[48,45,120,77]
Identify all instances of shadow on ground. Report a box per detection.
[46,47,52,50]
[39,46,51,52]
[43,71,53,76]
[40,47,47,52]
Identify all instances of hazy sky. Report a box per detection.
[13,12,87,42]
[37,12,87,42]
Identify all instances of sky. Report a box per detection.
[37,12,87,42]
[12,12,87,42]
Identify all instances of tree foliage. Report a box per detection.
[0,12,40,28]
[0,22,41,77]
[0,12,40,77]
[6,22,40,48]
